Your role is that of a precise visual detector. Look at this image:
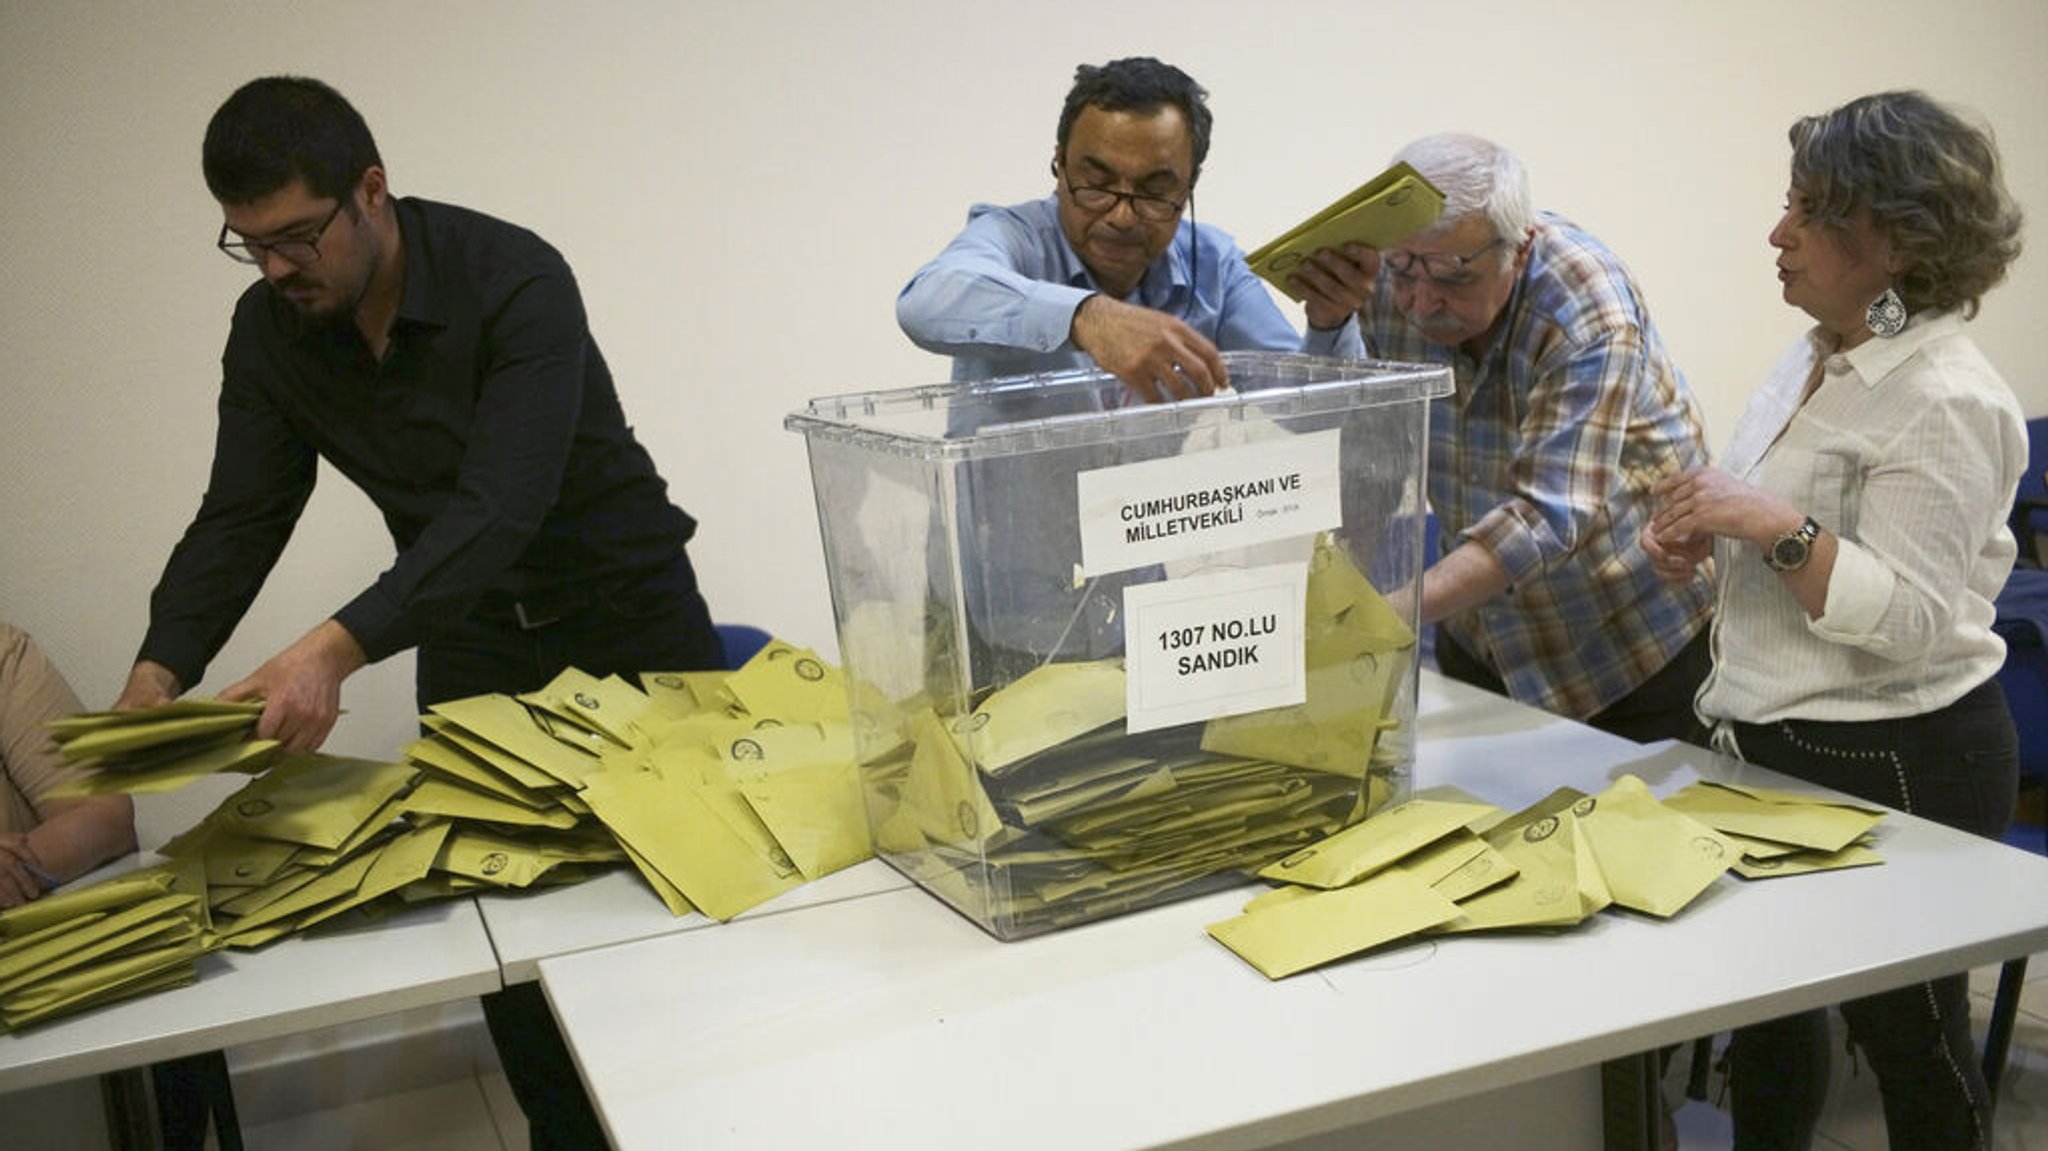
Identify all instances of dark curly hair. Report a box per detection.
[1056,57,1212,184]
[1789,90,2023,319]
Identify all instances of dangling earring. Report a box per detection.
[1865,287,1907,338]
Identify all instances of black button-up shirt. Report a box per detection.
[140,197,695,685]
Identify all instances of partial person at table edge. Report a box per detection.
[0,621,137,909]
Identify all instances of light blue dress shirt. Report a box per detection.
[897,195,1362,382]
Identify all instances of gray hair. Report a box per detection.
[1789,90,2023,319]
[1393,133,1534,246]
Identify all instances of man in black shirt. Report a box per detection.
[119,75,715,1151]
[116,75,721,741]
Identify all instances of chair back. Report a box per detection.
[2007,416,2048,567]
[716,623,774,670]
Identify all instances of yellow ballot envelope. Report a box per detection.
[1662,781,1886,854]
[1732,842,1884,879]
[44,698,274,796]
[429,694,602,788]
[50,711,257,760]
[952,660,1128,777]
[210,755,417,850]
[1203,536,1415,777]
[518,667,652,749]
[902,708,1008,848]
[1247,162,1445,300]
[1208,869,1462,979]
[48,739,282,798]
[1574,775,1736,917]
[648,721,804,881]
[1436,807,1609,933]
[405,732,562,809]
[401,778,581,829]
[4,937,206,1030]
[720,721,873,881]
[723,640,852,726]
[0,861,210,1031]
[580,758,804,922]
[615,838,698,917]
[1392,827,1519,903]
[640,670,739,720]
[0,865,188,939]
[1257,795,1499,888]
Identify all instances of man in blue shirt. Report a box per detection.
[893,58,1375,691]
[897,56,1371,394]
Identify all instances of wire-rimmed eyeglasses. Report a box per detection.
[1384,235,1507,287]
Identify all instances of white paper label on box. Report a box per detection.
[1122,564,1307,734]
[1075,429,1341,578]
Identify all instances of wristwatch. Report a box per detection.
[1764,516,1821,573]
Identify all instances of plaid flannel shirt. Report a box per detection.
[1363,212,1714,720]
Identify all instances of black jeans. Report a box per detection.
[1723,678,2018,1151]
[1434,624,1711,744]
[422,552,722,1151]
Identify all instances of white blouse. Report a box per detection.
[1696,310,2027,725]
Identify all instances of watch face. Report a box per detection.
[1771,534,1808,570]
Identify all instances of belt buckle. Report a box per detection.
[512,601,561,631]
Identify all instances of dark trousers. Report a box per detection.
[418,554,724,708]
[1723,678,2018,1151]
[420,553,722,1151]
[1434,624,1712,744]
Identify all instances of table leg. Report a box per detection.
[1600,1053,1659,1151]
[1983,956,2029,1103]
[152,1050,244,1151]
[97,1067,153,1151]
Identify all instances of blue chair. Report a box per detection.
[716,623,774,670]
[1984,577,2041,1097]
[1982,471,2048,1100]
[1992,569,2048,855]
[2007,416,2048,568]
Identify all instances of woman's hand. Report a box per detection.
[1652,466,1806,553]
[1642,518,1712,583]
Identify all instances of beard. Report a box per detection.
[270,271,359,329]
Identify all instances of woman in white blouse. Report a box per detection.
[1645,91,2025,1151]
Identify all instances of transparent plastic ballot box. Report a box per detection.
[786,351,1451,940]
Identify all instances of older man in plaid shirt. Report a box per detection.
[1355,133,1714,741]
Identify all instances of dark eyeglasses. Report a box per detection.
[217,201,346,266]
[1385,236,1507,287]
[1060,168,1187,222]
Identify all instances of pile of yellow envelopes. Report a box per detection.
[46,699,277,797]
[1662,780,1887,878]
[1208,773,1886,979]
[0,861,208,1030]
[4,640,873,1029]
[863,535,1419,938]
[164,638,874,937]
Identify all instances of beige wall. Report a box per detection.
[3,0,2044,773]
